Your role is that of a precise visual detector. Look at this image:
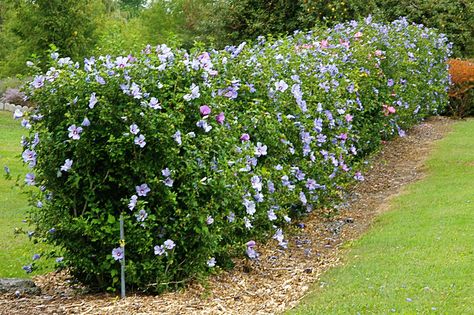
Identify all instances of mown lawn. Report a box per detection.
[0,111,52,278]
[289,119,474,314]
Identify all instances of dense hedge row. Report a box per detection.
[20,18,450,292]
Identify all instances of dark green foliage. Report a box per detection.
[374,0,474,57]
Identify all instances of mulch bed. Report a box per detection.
[0,116,454,315]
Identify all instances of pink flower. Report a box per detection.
[320,40,329,49]
[200,105,211,116]
[345,114,353,122]
[354,32,363,39]
[240,133,250,142]
[216,112,225,125]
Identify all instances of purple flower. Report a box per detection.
[267,181,275,193]
[13,109,23,119]
[60,159,73,172]
[267,208,277,221]
[246,241,258,259]
[299,191,307,205]
[22,149,37,167]
[207,257,216,267]
[240,133,250,142]
[32,254,40,261]
[89,93,98,109]
[134,134,146,148]
[354,171,364,181]
[154,245,166,256]
[206,215,214,225]
[243,199,256,215]
[22,265,32,273]
[163,239,175,250]
[149,97,161,109]
[128,195,138,210]
[25,173,35,186]
[136,183,150,197]
[183,83,200,101]
[255,142,268,157]
[130,124,140,135]
[112,247,124,261]
[32,75,45,89]
[55,257,64,263]
[254,193,264,202]
[251,175,262,191]
[21,119,31,129]
[81,117,91,126]
[161,168,171,177]
[172,131,182,145]
[135,209,148,222]
[68,125,83,140]
[216,112,225,125]
[164,177,174,187]
[199,105,211,116]
[388,79,394,87]
[275,80,288,92]
[130,82,142,99]
[95,75,106,85]
[36,201,43,208]
[196,120,212,132]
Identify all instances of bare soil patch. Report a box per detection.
[0,116,454,315]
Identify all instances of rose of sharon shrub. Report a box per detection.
[20,18,450,292]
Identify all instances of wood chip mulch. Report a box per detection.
[0,116,454,315]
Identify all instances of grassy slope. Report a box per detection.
[0,111,41,278]
[289,119,474,314]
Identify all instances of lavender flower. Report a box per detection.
[32,75,45,89]
[267,208,277,221]
[112,247,124,260]
[25,173,35,186]
[81,117,91,126]
[164,177,174,187]
[130,82,142,99]
[68,125,83,140]
[22,149,37,167]
[128,195,138,210]
[32,254,40,261]
[250,175,262,191]
[134,134,146,148]
[183,83,200,101]
[135,209,148,222]
[275,80,288,92]
[136,183,150,197]
[196,120,212,132]
[207,257,216,267]
[22,265,32,273]
[240,133,250,142]
[149,97,161,109]
[172,130,182,145]
[60,159,73,172]
[206,215,214,225]
[13,109,23,119]
[243,199,256,215]
[354,172,365,181]
[89,93,98,109]
[154,245,166,256]
[163,239,175,250]
[246,240,258,259]
[130,123,140,135]
[255,142,268,157]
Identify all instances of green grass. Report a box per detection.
[0,111,51,278]
[289,119,474,314]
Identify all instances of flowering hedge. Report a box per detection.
[20,17,450,292]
